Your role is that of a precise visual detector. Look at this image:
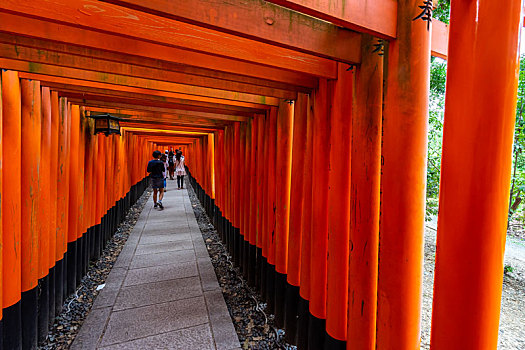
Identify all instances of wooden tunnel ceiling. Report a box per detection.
[0,0,449,144]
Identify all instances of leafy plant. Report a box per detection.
[504,265,514,275]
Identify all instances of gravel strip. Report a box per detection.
[39,188,152,350]
[186,180,295,350]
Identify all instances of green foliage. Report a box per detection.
[433,0,450,24]
[426,58,447,220]
[504,265,514,275]
[508,55,525,223]
[425,52,525,224]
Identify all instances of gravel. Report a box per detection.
[186,180,295,350]
[38,188,152,350]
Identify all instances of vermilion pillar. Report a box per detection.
[347,34,383,350]
[377,1,430,348]
[20,78,41,349]
[326,63,354,348]
[257,113,270,298]
[2,70,22,350]
[284,93,307,345]
[242,120,252,280]
[56,96,69,313]
[274,100,294,328]
[431,1,522,349]
[67,104,81,294]
[0,70,3,335]
[38,86,52,340]
[265,107,278,312]
[49,90,59,321]
[309,79,331,349]
[297,94,314,349]
[249,115,265,286]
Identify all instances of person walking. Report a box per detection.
[168,150,175,180]
[160,153,169,191]
[147,150,165,209]
[175,150,186,189]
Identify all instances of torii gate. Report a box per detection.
[0,1,522,350]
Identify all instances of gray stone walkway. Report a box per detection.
[72,184,241,350]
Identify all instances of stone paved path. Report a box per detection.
[72,184,241,350]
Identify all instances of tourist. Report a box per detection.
[146,150,165,209]
[168,150,175,180]
[175,150,186,189]
[160,153,169,191]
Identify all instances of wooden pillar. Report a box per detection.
[2,70,22,350]
[377,1,431,348]
[20,78,41,349]
[284,92,308,344]
[48,90,59,323]
[274,99,294,328]
[297,93,314,349]
[255,115,265,290]
[257,112,270,300]
[242,120,252,280]
[431,0,522,348]
[38,86,52,340]
[264,107,278,312]
[55,96,69,313]
[309,79,331,349]
[66,104,80,295]
[346,34,383,350]
[325,63,354,348]
[208,133,215,199]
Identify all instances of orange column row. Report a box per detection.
[1,72,152,349]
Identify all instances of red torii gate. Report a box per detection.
[0,0,522,349]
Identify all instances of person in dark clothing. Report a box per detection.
[147,150,165,209]
[168,150,175,180]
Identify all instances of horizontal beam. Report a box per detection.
[101,0,362,63]
[85,106,231,124]
[0,58,279,106]
[18,73,266,114]
[57,91,263,118]
[0,34,315,91]
[432,20,448,60]
[0,43,297,99]
[120,121,219,132]
[267,0,397,39]
[0,0,338,77]
[74,99,249,122]
[0,12,319,87]
[87,109,229,128]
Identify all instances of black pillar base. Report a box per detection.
[284,283,300,345]
[248,243,257,287]
[54,258,64,315]
[3,301,22,350]
[296,296,310,350]
[76,235,84,287]
[255,248,262,290]
[324,333,347,350]
[234,228,241,267]
[308,314,326,350]
[260,256,267,301]
[66,240,77,296]
[37,274,49,342]
[21,287,38,350]
[265,263,276,314]
[48,265,56,328]
[242,240,250,280]
[274,271,287,329]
